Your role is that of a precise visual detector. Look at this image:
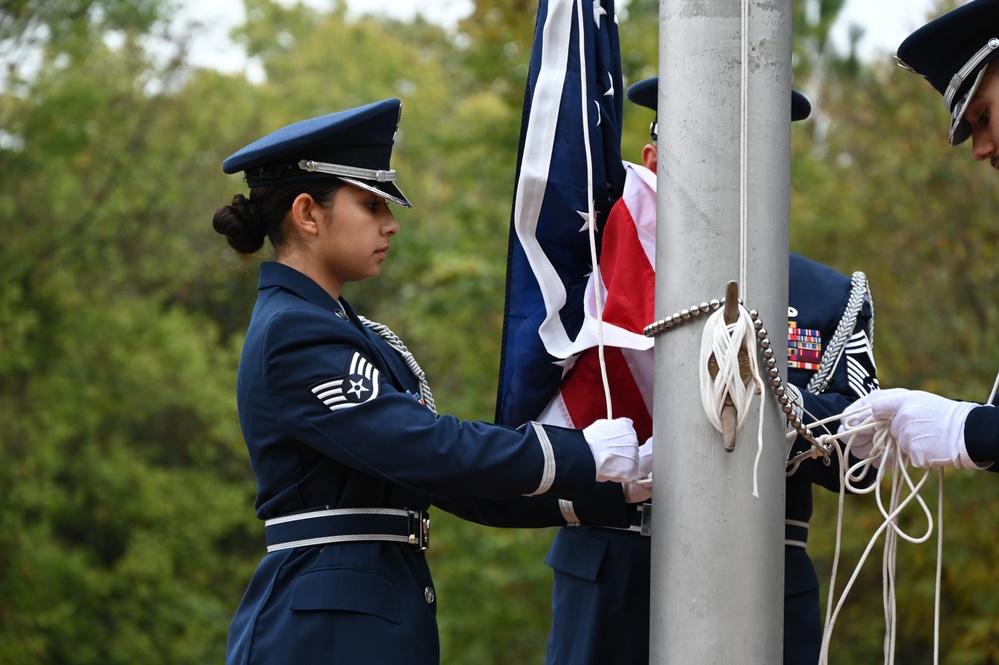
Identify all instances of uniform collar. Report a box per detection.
[258,262,348,317]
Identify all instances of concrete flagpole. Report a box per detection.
[649,0,792,662]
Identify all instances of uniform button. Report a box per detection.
[424,586,435,604]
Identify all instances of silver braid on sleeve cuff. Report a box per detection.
[559,500,580,526]
[524,423,556,496]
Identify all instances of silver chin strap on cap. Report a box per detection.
[944,37,999,111]
[297,158,411,207]
[298,159,397,183]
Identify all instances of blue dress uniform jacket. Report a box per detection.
[966,404,999,468]
[782,254,878,664]
[226,262,601,665]
[536,253,878,665]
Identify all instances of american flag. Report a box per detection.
[495,0,628,428]
[533,163,658,443]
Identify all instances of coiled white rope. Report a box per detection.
[817,364,999,663]
[810,407,939,665]
[697,304,766,495]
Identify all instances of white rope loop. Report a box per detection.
[698,306,760,431]
[697,304,767,495]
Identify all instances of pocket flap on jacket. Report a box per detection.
[291,567,401,624]
[544,529,609,582]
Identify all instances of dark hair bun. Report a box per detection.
[212,193,267,255]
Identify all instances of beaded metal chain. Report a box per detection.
[643,298,834,470]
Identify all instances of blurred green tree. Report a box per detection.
[0,2,259,663]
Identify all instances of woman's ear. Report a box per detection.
[642,143,658,173]
[289,193,323,238]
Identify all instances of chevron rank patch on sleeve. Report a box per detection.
[310,351,381,411]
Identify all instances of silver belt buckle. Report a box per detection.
[408,510,430,551]
[637,503,652,537]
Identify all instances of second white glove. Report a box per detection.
[623,436,654,503]
[582,417,640,483]
[837,390,879,461]
[870,389,979,469]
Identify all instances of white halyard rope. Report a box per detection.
[574,0,613,420]
[684,0,764,497]
[810,407,939,665]
[819,365,999,662]
[739,0,750,296]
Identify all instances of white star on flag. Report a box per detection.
[553,355,579,371]
[593,0,606,27]
[577,208,599,233]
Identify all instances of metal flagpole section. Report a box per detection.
[650,0,791,663]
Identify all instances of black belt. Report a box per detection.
[264,508,430,553]
[784,519,809,550]
[592,507,808,549]
[591,503,652,536]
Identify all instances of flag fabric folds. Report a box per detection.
[534,163,658,443]
[495,0,627,427]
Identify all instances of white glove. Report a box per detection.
[838,390,879,460]
[623,437,654,503]
[870,389,979,469]
[582,418,639,483]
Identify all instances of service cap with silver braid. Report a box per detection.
[895,0,999,146]
[221,98,412,207]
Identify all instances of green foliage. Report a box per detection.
[5,0,999,663]
[453,0,538,108]
[0,0,164,45]
[0,2,257,663]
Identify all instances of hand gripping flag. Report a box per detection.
[495,0,627,427]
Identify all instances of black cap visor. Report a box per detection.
[339,177,412,208]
